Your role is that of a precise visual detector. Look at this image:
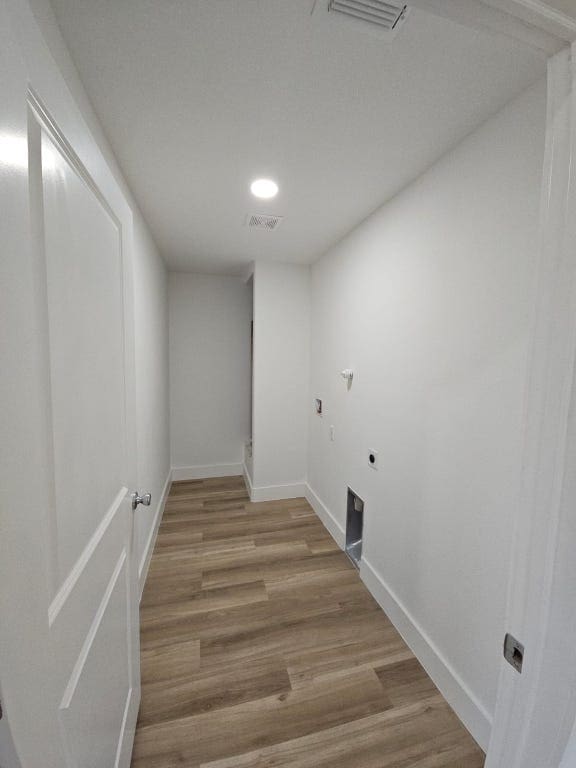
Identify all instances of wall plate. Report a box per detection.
[503,633,524,673]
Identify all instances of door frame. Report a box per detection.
[485,40,576,768]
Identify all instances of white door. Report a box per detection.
[0,1,141,766]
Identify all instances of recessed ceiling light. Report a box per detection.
[250,178,279,199]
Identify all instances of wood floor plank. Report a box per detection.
[197,600,390,669]
[132,669,392,764]
[202,548,350,590]
[376,657,442,707]
[264,564,360,597]
[156,524,203,539]
[146,538,257,574]
[199,701,483,768]
[131,476,484,768]
[139,591,343,653]
[200,514,319,542]
[139,655,291,726]
[140,581,269,628]
[140,639,200,685]
[140,570,202,609]
[285,631,411,689]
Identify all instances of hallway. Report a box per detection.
[4,1,576,765]
[132,477,484,767]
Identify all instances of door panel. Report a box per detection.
[50,491,128,678]
[24,101,140,767]
[40,126,126,588]
[60,554,130,768]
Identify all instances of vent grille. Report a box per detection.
[328,0,407,30]
[247,214,283,231]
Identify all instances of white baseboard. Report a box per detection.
[242,462,254,495]
[249,482,307,503]
[138,469,171,600]
[360,556,492,751]
[305,483,345,549]
[303,482,490,750]
[171,463,243,481]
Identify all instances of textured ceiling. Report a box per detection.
[49,0,547,273]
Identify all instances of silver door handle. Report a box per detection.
[131,491,152,510]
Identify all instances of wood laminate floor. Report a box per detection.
[131,476,485,768]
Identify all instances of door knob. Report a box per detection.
[131,491,152,510]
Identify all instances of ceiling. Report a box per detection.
[48,0,547,274]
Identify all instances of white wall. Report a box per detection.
[169,273,252,478]
[307,80,546,748]
[251,262,310,498]
[26,0,171,593]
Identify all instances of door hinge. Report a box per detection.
[504,633,524,673]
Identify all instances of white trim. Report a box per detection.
[409,0,566,54]
[484,0,576,41]
[249,482,307,503]
[171,463,243,481]
[113,686,133,768]
[487,43,576,768]
[305,484,345,549]
[241,260,255,284]
[242,462,254,496]
[360,556,492,751]
[138,469,172,599]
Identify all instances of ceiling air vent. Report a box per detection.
[313,0,409,39]
[247,214,283,231]
[329,0,407,29]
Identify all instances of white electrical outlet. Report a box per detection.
[368,450,378,470]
